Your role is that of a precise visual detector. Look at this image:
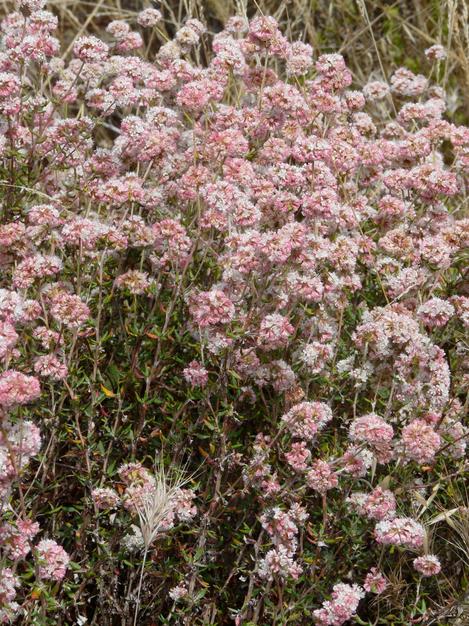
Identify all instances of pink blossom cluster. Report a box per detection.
[349,486,397,521]
[0,512,69,620]
[306,459,338,494]
[281,401,333,441]
[401,419,441,463]
[35,539,70,581]
[313,583,365,625]
[374,517,426,549]
[413,554,442,576]
[0,568,19,623]
[363,568,388,594]
[183,361,209,388]
[258,504,308,580]
[0,420,41,499]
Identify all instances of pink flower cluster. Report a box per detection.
[258,504,307,580]
[363,568,388,594]
[281,401,333,440]
[0,370,40,407]
[374,517,426,549]
[36,539,70,581]
[189,290,235,328]
[183,361,209,388]
[413,554,441,576]
[306,459,338,494]
[401,419,441,463]
[349,486,397,521]
[313,583,365,625]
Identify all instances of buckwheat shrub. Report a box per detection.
[0,2,467,624]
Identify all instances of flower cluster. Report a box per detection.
[313,583,365,625]
[258,505,307,580]
[374,517,426,549]
[35,540,70,581]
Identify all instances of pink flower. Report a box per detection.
[258,546,303,581]
[73,36,109,62]
[27,204,62,226]
[391,67,427,96]
[0,519,40,560]
[0,567,19,605]
[300,341,333,373]
[0,320,19,358]
[257,313,294,350]
[425,45,446,61]
[285,41,313,76]
[364,568,388,594]
[91,487,121,509]
[169,583,188,602]
[34,355,68,380]
[13,254,63,289]
[118,462,155,487]
[6,420,42,458]
[340,446,374,477]
[306,459,338,494]
[115,270,152,295]
[281,401,332,440]
[248,16,280,45]
[362,487,396,521]
[0,370,41,407]
[19,0,46,10]
[0,72,20,97]
[375,517,425,549]
[152,219,191,269]
[285,441,311,471]
[183,361,209,388]
[50,293,90,328]
[137,8,162,28]
[313,583,364,625]
[363,80,390,100]
[413,554,441,576]
[172,488,197,522]
[401,419,441,463]
[417,297,454,328]
[189,290,235,327]
[349,414,394,447]
[35,539,70,581]
[115,31,143,52]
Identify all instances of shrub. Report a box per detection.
[0,1,467,624]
